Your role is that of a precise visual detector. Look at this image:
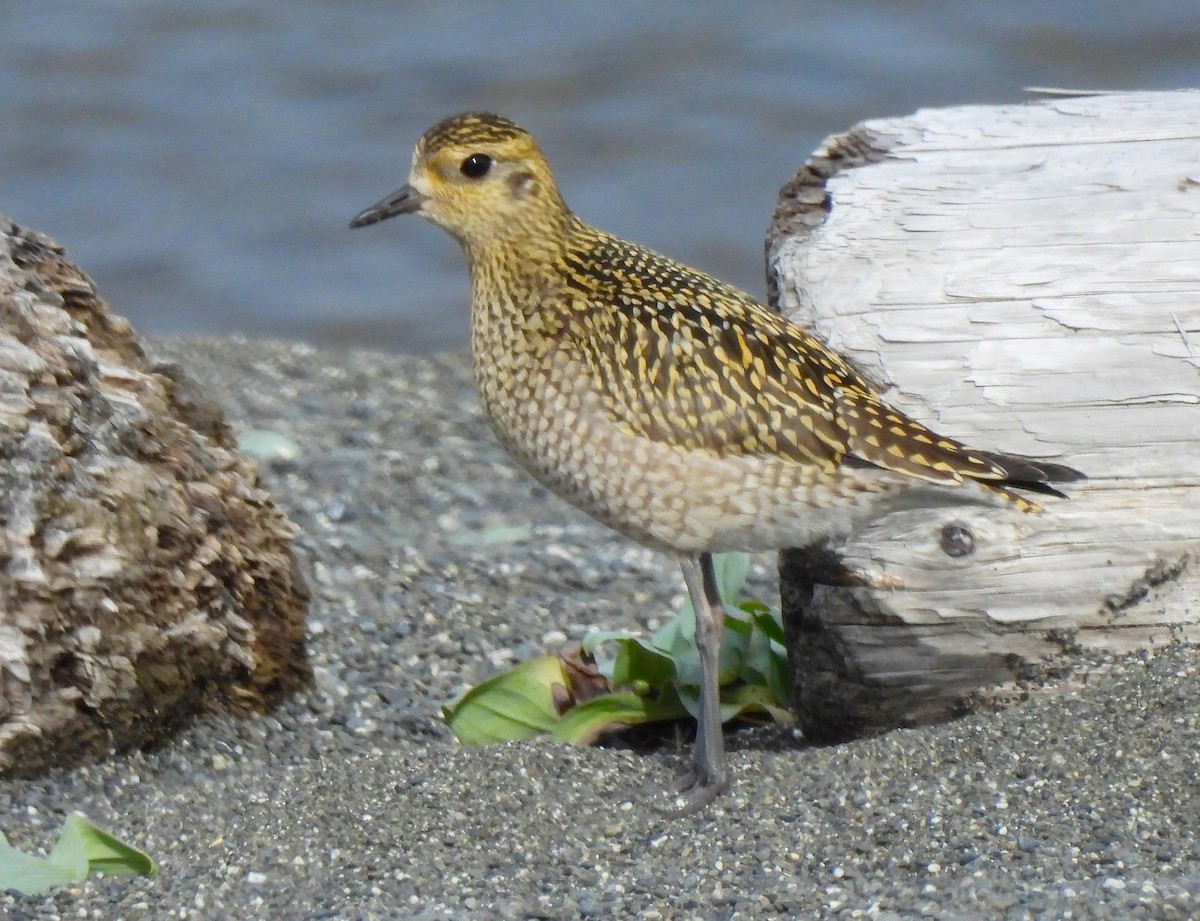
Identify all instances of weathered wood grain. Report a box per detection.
[767,90,1200,740]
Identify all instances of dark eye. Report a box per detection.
[460,154,492,178]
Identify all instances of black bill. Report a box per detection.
[349,183,427,228]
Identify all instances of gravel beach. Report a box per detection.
[3,338,1198,920]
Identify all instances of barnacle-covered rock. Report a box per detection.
[0,217,310,776]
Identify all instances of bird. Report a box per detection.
[350,111,1084,811]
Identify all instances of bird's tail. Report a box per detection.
[974,451,1086,501]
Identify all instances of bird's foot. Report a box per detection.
[655,766,729,817]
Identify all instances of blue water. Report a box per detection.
[3,1,1198,352]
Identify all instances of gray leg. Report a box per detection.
[669,552,729,811]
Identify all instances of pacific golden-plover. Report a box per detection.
[351,111,1083,810]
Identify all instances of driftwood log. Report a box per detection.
[767,89,1200,741]
[0,219,310,776]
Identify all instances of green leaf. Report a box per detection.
[55,814,156,879]
[655,599,695,648]
[750,605,787,645]
[442,655,566,744]
[718,683,795,725]
[765,649,790,708]
[673,682,702,720]
[648,615,683,655]
[441,552,793,752]
[747,610,790,703]
[670,642,703,692]
[551,691,690,744]
[610,638,677,690]
[580,628,639,680]
[581,628,637,657]
[0,814,155,896]
[740,630,768,687]
[711,552,751,603]
[717,606,754,684]
[45,818,88,882]
[0,830,77,895]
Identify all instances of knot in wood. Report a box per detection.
[939,522,975,558]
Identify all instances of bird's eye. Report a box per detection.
[460,154,493,178]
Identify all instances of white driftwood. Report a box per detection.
[767,89,1200,740]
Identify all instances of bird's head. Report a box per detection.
[350,112,572,254]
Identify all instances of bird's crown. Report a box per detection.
[418,111,530,153]
[402,111,572,251]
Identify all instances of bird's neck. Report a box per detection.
[464,205,579,266]
[466,214,587,393]
[467,247,562,343]
[465,210,583,313]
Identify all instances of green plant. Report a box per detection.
[0,812,156,896]
[443,553,791,745]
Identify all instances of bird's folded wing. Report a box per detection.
[570,282,1010,490]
